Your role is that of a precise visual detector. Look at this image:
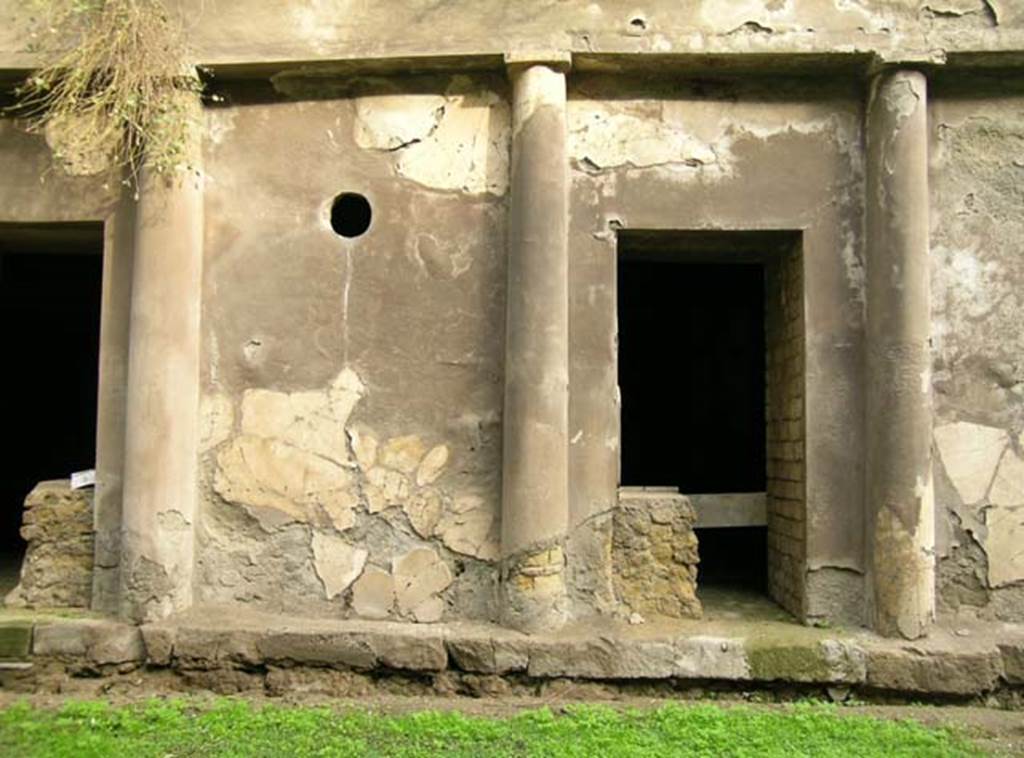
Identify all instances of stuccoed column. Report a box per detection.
[119,93,204,622]
[865,68,934,639]
[501,51,572,633]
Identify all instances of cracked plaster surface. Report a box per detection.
[353,76,510,195]
[935,422,1024,588]
[931,99,1024,602]
[204,367,498,621]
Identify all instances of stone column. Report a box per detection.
[91,192,136,614]
[501,51,572,633]
[865,68,934,639]
[119,96,204,623]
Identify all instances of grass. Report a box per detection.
[0,698,983,757]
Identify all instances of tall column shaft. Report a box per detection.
[92,192,136,614]
[865,69,934,639]
[501,54,571,632]
[119,103,204,622]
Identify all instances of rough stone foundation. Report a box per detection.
[613,488,701,620]
[5,481,94,609]
[2,608,1023,703]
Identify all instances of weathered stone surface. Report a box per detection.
[612,490,701,619]
[89,624,146,665]
[747,639,865,683]
[265,666,376,697]
[446,628,529,674]
[0,622,32,660]
[172,627,262,669]
[254,624,447,672]
[5,481,94,609]
[367,629,448,671]
[393,548,453,622]
[528,636,677,679]
[140,624,176,666]
[673,636,750,680]
[310,532,367,600]
[998,640,1024,684]
[351,567,396,620]
[865,645,1002,695]
[33,620,144,665]
[32,622,88,658]
[503,545,570,632]
[258,632,377,669]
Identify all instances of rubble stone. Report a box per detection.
[612,490,701,619]
[5,480,94,609]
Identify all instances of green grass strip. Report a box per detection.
[0,698,983,757]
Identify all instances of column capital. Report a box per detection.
[504,49,572,75]
[866,51,942,78]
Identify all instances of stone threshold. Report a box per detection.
[4,606,1024,698]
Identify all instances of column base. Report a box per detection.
[501,545,570,633]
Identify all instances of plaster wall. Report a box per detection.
[930,86,1024,622]
[6,0,1023,72]
[196,75,509,621]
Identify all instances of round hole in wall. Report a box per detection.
[330,192,372,238]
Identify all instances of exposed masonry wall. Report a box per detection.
[765,249,807,618]
[5,481,94,609]
[612,490,701,620]
[197,74,509,622]
[929,88,1024,623]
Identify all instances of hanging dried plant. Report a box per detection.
[11,0,202,183]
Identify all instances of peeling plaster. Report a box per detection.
[354,77,510,195]
[437,494,500,561]
[569,107,721,173]
[393,546,453,622]
[351,566,396,618]
[310,531,367,599]
[934,421,1008,504]
[204,358,498,621]
[984,503,1024,587]
[417,445,450,486]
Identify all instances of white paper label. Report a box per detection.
[70,469,96,490]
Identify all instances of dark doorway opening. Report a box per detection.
[617,238,768,596]
[0,224,103,597]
